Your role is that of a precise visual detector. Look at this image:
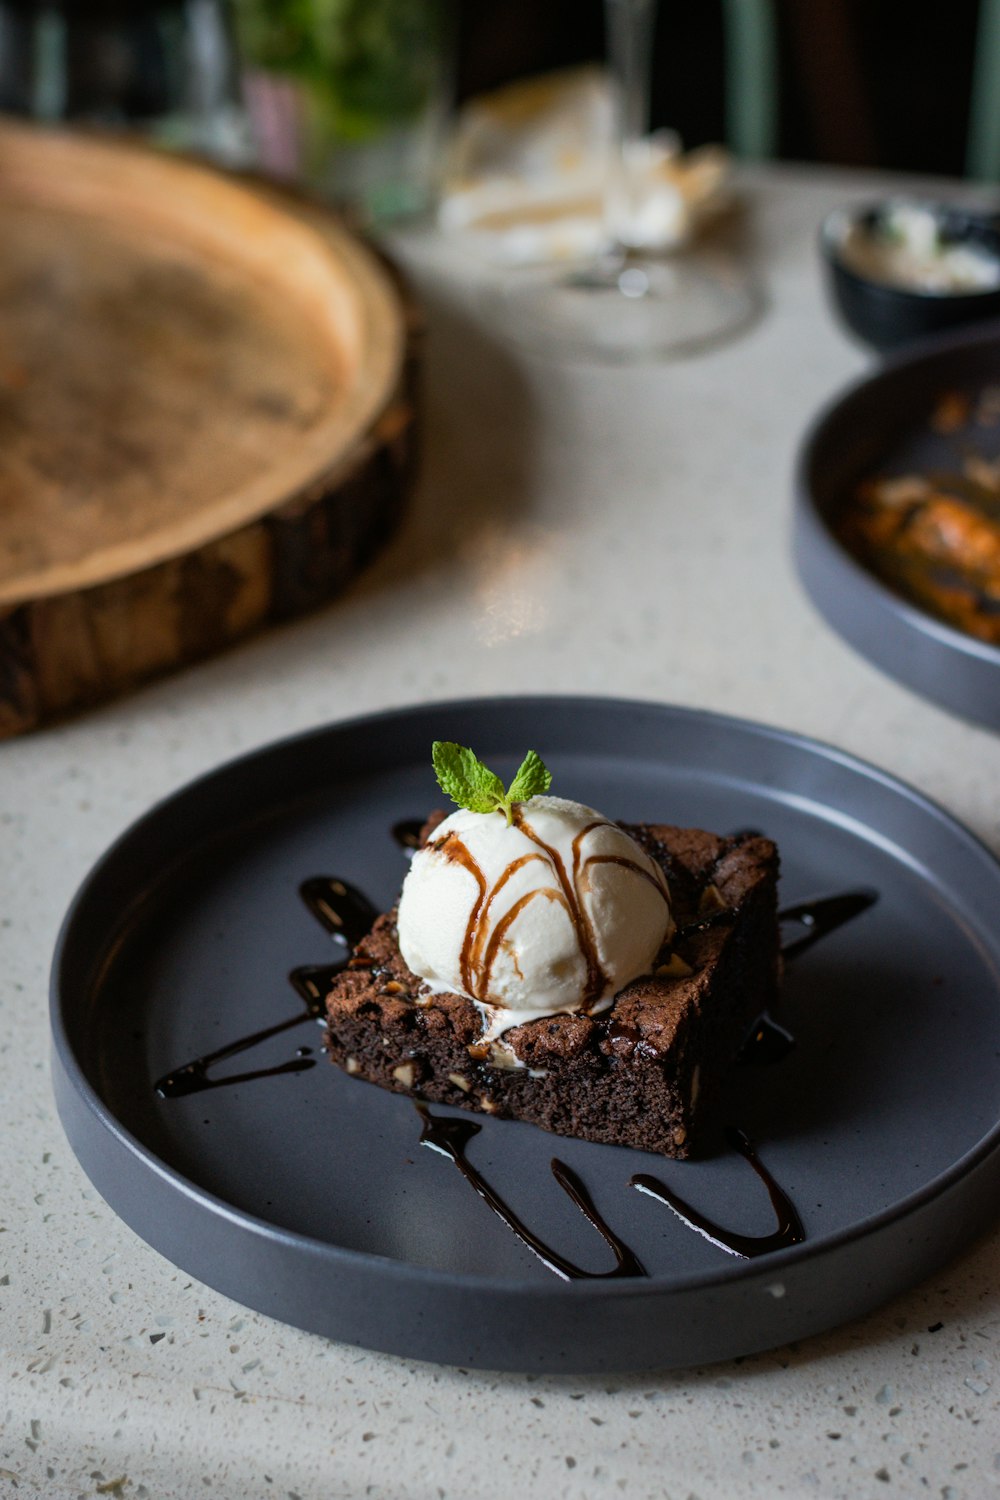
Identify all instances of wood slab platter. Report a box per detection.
[0,121,420,738]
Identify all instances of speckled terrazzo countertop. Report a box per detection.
[3,164,1000,1500]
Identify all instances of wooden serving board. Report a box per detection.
[0,122,420,738]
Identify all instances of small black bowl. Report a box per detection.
[821,200,1000,352]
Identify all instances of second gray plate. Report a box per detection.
[795,321,1000,729]
[51,697,1000,1371]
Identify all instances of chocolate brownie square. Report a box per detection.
[324,820,779,1158]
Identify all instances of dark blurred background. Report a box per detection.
[0,0,987,182]
[455,0,981,177]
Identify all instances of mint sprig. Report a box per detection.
[432,742,552,825]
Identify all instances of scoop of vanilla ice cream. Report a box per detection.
[396,796,673,1034]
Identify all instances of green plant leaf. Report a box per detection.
[507,749,552,806]
[432,741,505,815]
[431,742,553,823]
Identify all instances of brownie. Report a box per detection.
[324,820,779,1158]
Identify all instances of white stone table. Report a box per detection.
[2,164,1000,1499]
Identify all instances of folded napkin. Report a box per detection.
[439,67,731,264]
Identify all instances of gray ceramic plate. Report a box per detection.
[51,697,1000,1372]
[795,321,1000,730]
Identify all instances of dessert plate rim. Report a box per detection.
[49,694,1000,1369]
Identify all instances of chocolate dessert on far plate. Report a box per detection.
[325,743,779,1158]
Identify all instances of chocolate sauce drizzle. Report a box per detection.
[153,877,376,1098]
[779,888,879,960]
[409,879,868,1274]
[392,819,424,853]
[299,877,380,947]
[630,1127,805,1258]
[416,1103,645,1280]
[738,887,881,1066]
[738,1012,797,1066]
[154,1022,319,1098]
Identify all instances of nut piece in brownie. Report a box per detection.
[324,817,778,1159]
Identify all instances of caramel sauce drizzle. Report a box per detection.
[466,850,554,992]
[480,887,565,988]
[437,812,671,1014]
[581,852,674,898]
[433,833,488,995]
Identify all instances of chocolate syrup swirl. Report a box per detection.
[154,876,375,1099]
[779,889,879,960]
[416,1103,645,1280]
[738,1013,796,1066]
[155,1047,316,1098]
[631,1127,805,1258]
[299,877,379,947]
[673,908,738,941]
[738,888,880,1066]
[392,819,425,853]
[288,963,344,1010]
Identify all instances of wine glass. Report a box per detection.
[493,0,761,362]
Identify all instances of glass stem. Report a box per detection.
[604,0,658,255]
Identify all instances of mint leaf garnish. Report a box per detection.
[431,742,553,825]
[432,741,505,814]
[506,749,553,805]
